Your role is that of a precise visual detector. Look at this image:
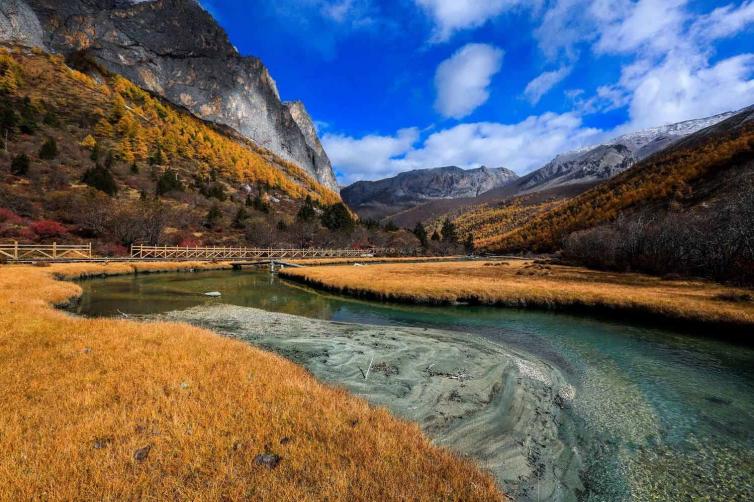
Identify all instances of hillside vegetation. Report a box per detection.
[0,262,503,500]
[460,109,754,254]
[0,46,384,254]
[448,108,754,283]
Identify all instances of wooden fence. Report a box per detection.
[130,244,384,260]
[0,242,92,261]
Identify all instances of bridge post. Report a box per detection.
[14,240,18,260]
[52,242,56,259]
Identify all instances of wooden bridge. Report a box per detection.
[0,242,92,261]
[130,245,384,260]
[0,242,386,263]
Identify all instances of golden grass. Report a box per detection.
[0,262,504,501]
[280,260,754,328]
[289,256,464,266]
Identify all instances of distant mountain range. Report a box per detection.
[341,166,518,220]
[353,110,738,227]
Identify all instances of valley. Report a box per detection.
[1,0,753,501]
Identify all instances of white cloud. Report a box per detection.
[434,43,504,119]
[400,113,602,173]
[322,128,420,183]
[534,0,689,59]
[415,0,526,42]
[690,0,754,41]
[326,113,604,184]
[593,0,688,55]
[524,66,573,104]
[620,53,754,131]
[535,0,754,131]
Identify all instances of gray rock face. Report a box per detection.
[284,101,337,190]
[0,0,45,48]
[342,165,518,220]
[1,0,338,192]
[518,144,635,192]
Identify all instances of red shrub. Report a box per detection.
[17,227,37,242]
[177,235,201,248]
[97,242,129,257]
[0,208,22,224]
[29,220,68,239]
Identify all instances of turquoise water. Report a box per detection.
[77,270,754,501]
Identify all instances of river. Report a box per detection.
[75,269,754,501]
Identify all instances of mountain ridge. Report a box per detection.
[341,165,519,221]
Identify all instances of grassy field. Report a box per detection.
[280,260,754,329]
[0,262,504,501]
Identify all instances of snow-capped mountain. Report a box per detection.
[517,111,737,193]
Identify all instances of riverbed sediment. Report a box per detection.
[159,304,583,501]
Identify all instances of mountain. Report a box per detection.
[385,111,739,229]
[0,0,338,192]
[341,166,519,220]
[0,47,343,252]
[454,104,754,253]
[516,111,736,193]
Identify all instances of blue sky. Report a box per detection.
[200,0,754,184]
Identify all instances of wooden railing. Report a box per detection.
[0,242,92,261]
[130,245,385,260]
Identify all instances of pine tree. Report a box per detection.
[297,195,316,222]
[38,136,57,160]
[205,204,223,228]
[233,206,249,229]
[413,222,428,248]
[441,218,458,243]
[10,153,30,175]
[464,234,475,255]
[82,165,118,195]
[321,203,355,232]
[156,170,183,196]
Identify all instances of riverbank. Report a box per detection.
[0,262,504,500]
[279,260,754,332]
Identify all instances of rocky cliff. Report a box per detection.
[342,166,518,220]
[0,0,339,192]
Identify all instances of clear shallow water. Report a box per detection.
[76,270,754,501]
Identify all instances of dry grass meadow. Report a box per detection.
[280,260,754,328]
[0,262,504,501]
